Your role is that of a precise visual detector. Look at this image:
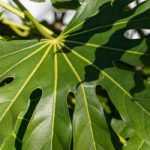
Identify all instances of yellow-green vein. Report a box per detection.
[64,17,149,37]
[66,40,148,56]
[0,41,47,60]
[64,44,150,117]
[0,43,49,79]
[0,45,51,122]
[64,44,131,98]
[63,22,84,37]
[62,52,97,150]
[50,45,58,149]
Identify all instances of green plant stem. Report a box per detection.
[13,0,54,39]
[0,16,30,37]
[25,10,54,39]
[2,18,29,30]
[0,0,24,18]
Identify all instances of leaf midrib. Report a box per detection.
[62,52,97,150]
[66,40,148,56]
[0,41,46,60]
[49,45,58,149]
[0,43,48,79]
[66,17,150,38]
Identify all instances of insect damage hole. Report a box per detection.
[15,88,42,150]
[0,77,14,87]
[67,92,75,109]
[67,92,76,120]
[30,88,42,102]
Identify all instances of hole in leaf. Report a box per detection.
[96,85,108,97]
[124,29,141,40]
[67,92,75,110]
[128,0,146,9]
[84,65,99,82]
[96,85,121,118]
[141,29,150,36]
[96,85,111,114]
[67,92,75,120]
[0,77,14,87]
[125,137,130,141]
[96,85,122,149]
[113,60,135,71]
[67,91,75,149]
[15,88,42,150]
[124,29,150,40]
[30,88,42,102]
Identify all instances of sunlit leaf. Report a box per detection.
[0,0,150,149]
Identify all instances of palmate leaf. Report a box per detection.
[64,0,150,148]
[0,40,72,150]
[0,0,150,150]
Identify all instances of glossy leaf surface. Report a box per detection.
[0,0,150,149]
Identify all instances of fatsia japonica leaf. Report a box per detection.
[0,0,150,150]
[0,40,72,150]
[63,0,150,148]
[111,119,150,150]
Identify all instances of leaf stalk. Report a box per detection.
[0,0,24,18]
[0,0,54,39]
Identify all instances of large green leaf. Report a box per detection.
[63,0,150,148]
[0,0,150,149]
[0,40,72,149]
